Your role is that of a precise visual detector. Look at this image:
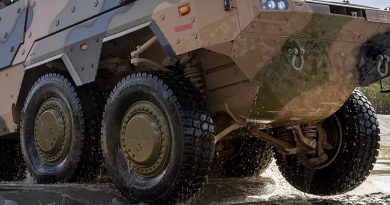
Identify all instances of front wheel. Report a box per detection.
[101,72,215,204]
[275,91,380,195]
[20,74,86,183]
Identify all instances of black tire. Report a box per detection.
[73,83,106,182]
[101,72,215,204]
[275,91,380,195]
[0,139,25,181]
[20,74,86,183]
[214,136,273,177]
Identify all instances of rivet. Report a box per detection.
[31,1,36,7]
[175,39,180,44]
[71,6,76,13]
[93,0,99,7]
[192,33,198,39]
[3,32,7,39]
[21,49,25,55]
[160,15,165,21]
[27,32,32,38]
[56,19,60,26]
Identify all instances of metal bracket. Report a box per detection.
[224,0,236,11]
[214,104,245,143]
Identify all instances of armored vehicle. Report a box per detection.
[0,0,389,203]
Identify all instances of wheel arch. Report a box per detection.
[14,21,175,125]
[14,62,66,126]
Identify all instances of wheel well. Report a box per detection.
[14,27,172,124]
[14,61,67,125]
[95,26,173,95]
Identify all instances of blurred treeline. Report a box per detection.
[359,83,390,114]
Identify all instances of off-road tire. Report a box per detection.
[275,91,380,195]
[101,72,215,204]
[73,83,106,182]
[0,139,26,181]
[20,74,87,183]
[214,136,273,177]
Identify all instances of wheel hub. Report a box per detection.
[120,101,170,177]
[35,109,65,153]
[124,113,162,166]
[34,98,71,164]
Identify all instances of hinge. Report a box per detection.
[224,0,236,11]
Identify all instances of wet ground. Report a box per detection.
[0,160,389,205]
[1,117,390,205]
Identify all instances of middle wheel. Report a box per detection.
[214,136,273,177]
[101,72,215,204]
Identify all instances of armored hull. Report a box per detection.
[154,0,390,126]
[0,0,388,203]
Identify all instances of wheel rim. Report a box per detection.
[34,98,71,164]
[120,101,170,177]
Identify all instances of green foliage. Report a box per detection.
[359,83,390,114]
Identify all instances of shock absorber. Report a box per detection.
[183,65,205,94]
[179,54,206,95]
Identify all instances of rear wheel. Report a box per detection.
[275,91,380,195]
[101,72,215,204]
[214,136,273,177]
[20,74,86,182]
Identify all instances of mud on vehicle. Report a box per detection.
[0,0,388,204]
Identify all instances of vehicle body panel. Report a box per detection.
[0,0,390,136]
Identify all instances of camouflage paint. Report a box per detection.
[0,0,27,69]
[0,0,390,136]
